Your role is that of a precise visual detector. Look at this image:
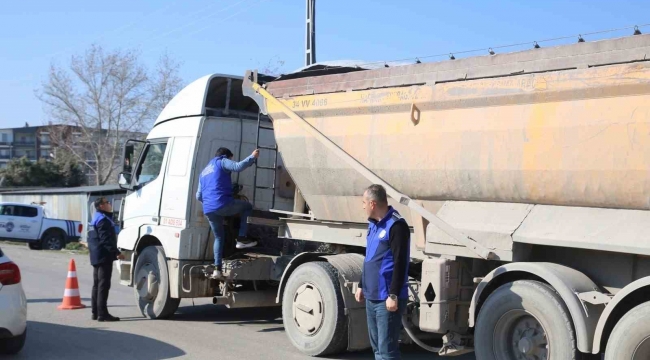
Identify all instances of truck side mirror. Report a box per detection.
[118,172,133,190]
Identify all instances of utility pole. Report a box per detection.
[293,0,316,215]
[305,0,316,66]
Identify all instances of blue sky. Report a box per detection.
[1,0,649,129]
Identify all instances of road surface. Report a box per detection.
[2,243,476,360]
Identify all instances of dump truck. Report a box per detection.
[117,33,650,360]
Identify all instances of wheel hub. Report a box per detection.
[135,264,159,301]
[494,310,549,360]
[47,237,61,249]
[292,283,324,336]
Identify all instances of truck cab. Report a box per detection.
[115,74,296,318]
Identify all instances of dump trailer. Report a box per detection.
[118,33,650,360]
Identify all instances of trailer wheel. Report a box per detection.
[133,246,180,319]
[604,302,650,360]
[282,261,348,356]
[475,280,578,360]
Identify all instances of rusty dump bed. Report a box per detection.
[254,35,650,224]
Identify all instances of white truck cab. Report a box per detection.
[116,74,295,318]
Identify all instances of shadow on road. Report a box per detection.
[174,304,283,325]
[5,321,185,360]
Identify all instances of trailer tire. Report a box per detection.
[133,246,180,319]
[475,280,578,360]
[282,261,348,356]
[604,302,650,360]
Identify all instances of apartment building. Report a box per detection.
[0,124,145,185]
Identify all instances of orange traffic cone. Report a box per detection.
[58,259,86,310]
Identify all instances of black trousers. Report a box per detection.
[91,262,113,317]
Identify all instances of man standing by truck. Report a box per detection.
[88,197,124,322]
[356,184,410,360]
[196,147,260,279]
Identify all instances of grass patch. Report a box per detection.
[65,242,88,254]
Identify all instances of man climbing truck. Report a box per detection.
[118,33,650,359]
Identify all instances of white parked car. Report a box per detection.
[0,202,82,250]
[0,246,27,354]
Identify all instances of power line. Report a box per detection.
[135,0,253,48]
[140,0,271,56]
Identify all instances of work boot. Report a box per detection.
[211,269,223,279]
[92,314,98,321]
[98,315,120,322]
[236,236,257,249]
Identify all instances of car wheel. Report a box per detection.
[41,231,64,250]
[0,329,26,355]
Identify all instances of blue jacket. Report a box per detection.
[196,155,256,214]
[88,211,120,266]
[361,207,410,300]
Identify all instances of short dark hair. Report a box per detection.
[215,147,234,158]
[94,197,107,210]
[365,184,388,205]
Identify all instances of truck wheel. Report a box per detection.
[604,302,650,360]
[475,280,578,360]
[282,261,348,356]
[0,330,26,355]
[133,246,180,319]
[41,231,64,250]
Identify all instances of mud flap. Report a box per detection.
[347,307,371,351]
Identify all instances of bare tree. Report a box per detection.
[37,45,183,185]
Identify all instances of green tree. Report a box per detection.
[0,156,85,188]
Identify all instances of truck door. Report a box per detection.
[17,206,40,240]
[122,140,170,228]
[0,205,38,240]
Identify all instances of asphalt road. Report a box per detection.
[1,243,476,360]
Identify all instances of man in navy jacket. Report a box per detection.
[88,197,124,322]
[356,184,410,360]
[196,147,260,279]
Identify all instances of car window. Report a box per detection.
[0,205,15,216]
[16,206,38,218]
[135,142,167,185]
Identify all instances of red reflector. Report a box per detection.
[78,224,83,233]
[174,233,180,238]
[0,262,21,285]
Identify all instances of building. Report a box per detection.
[0,185,127,243]
[0,123,145,185]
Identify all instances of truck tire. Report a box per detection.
[475,280,579,360]
[604,302,650,360]
[282,261,348,356]
[41,230,64,250]
[133,246,180,319]
[0,330,26,355]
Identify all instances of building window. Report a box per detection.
[1,133,7,142]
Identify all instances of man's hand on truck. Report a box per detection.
[252,149,260,158]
